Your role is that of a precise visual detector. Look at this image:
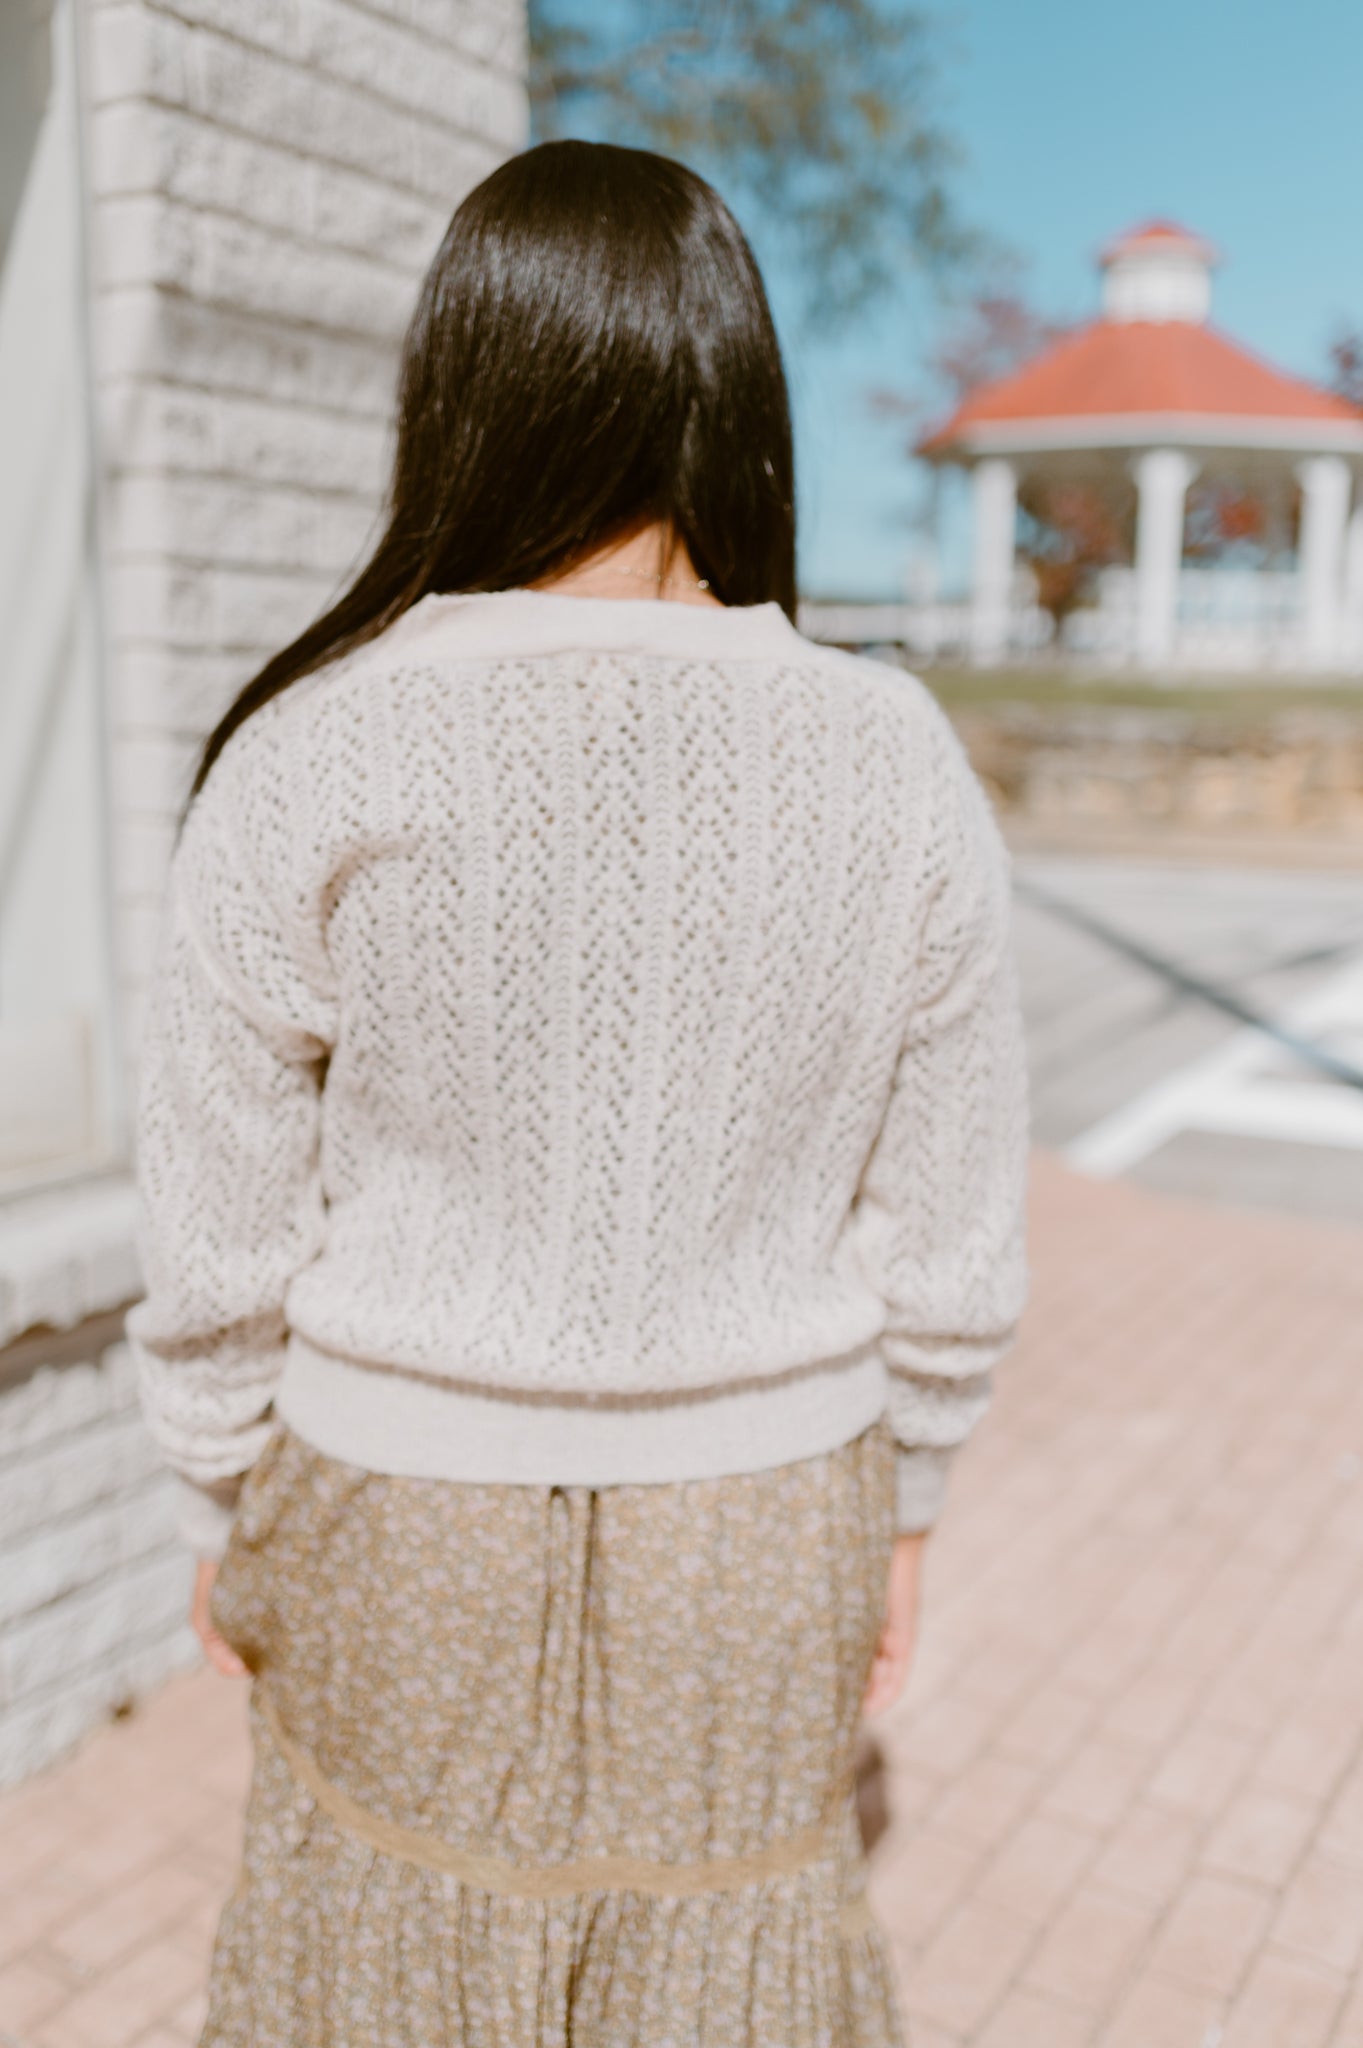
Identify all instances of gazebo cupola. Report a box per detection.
[919,219,1363,671]
[1099,220,1217,325]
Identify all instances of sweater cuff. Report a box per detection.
[174,1474,242,1560]
[894,1445,952,1533]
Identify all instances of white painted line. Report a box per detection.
[1065,953,1363,1177]
[1190,1082,1363,1150]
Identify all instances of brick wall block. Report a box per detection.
[409,126,511,208]
[435,0,527,73]
[117,983,155,1076]
[345,0,526,72]
[87,3,190,107]
[1,1255,130,1367]
[293,5,527,140]
[0,1411,161,1546]
[0,1545,192,1709]
[108,726,198,817]
[0,1627,199,1788]
[90,10,419,193]
[93,197,415,344]
[200,213,414,343]
[94,98,451,268]
[111,904,165,1012]
[107,475,323,573]
[210,395,391,499]
[91,101,313,242]
[103,557,332,651]
[183,29,415,189]
[107,644,249,735]
[94,291,397,413]
[97,374,220,476]
[107,809,176,906]
[309,496,382,578]
[88,283,162,392]
[140,0,527,144]
[87,97,164,193]
[208,564,335,652]
[116,1467,182,1557]
[307,157,449,269]
[0,1667,113,1787]
[152,0,306,61]
[104,556,211,643]
[0,1476,178,1631]
[114,900,172,1007]
[86,0,528,73]
[0,1344,138,1460]
[92,191,198,294]
[79,1241,144,1339]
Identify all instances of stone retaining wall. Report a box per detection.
[0,1321,193,1786]
[952,704,1363,853]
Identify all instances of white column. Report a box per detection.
[1342,501,1363,666]
[1297,455,1352,668]
[1132,449,1196,668]
[969,458,1017,664]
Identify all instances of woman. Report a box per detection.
[127,139,1028,2047]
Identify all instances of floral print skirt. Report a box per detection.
[203,1413,907,2047]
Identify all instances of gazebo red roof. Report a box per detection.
[1098,217,1219,267]
[919,318,1363,457]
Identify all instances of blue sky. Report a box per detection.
[774,0,1363,599]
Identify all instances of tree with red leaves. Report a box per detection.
[910,289,1129,626]
[1016,479,1128,624]
[1327,328,1363,410]
[931,292,1068,405]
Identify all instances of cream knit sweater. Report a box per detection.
[127,590,1029,1558]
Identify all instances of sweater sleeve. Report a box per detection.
[125,738,337,1560]
[852,716,1030,1534]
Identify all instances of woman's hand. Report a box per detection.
[191,1559,249,1678]
[861,1531,927,1717]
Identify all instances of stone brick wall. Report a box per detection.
[80,0,529,1098]
[0,1323,192,1786]
[0,0,527,1785]
[953,704,1363,861]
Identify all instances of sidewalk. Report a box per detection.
[872,1155,1363,2047]
[2,1153,1361,2047]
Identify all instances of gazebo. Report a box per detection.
[919,222,1363,670]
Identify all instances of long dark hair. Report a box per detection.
[188,140,796,802]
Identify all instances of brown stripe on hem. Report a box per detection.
[257,1687,872,1935]
[285,1330,882,1412]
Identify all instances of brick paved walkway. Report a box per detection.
[2,1153,1362,2047]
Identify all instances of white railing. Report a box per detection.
[1062,566,1316,671]
[798,600,1053,663]
[803,567,1363,673]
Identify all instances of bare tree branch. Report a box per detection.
[528,0,983,329]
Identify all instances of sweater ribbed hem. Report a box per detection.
[273,1334,890,1489]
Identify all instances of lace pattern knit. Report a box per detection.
[126,593,1029,1555]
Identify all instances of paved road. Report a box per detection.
[1012,855,1363,1223]
[6,1157,1362,2048]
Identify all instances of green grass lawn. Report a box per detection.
[913,666,1363,719]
